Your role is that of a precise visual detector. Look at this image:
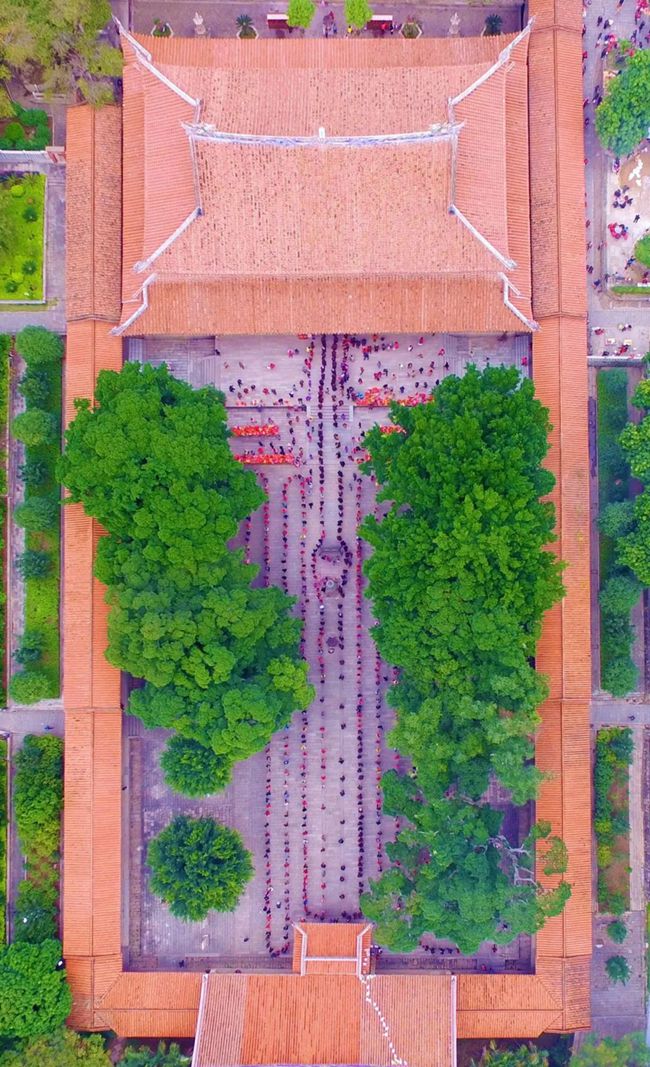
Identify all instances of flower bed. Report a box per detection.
[355,387,433,407]
[231,424,279,437]
[0,174,45,302]
[236,452,294,464]
[0,106,50,151]
[595,727,633,914]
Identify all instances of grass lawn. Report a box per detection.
[0,174,45,302]
[595,727,632,913]
[0,737,6,945]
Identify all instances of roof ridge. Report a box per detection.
[450,19,534,108]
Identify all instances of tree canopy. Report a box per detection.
[595,50,650,157]
[0,0,121,116]
[571,1032,650,1066]
[0,941,71,1038]
[59,362,313,780]
[359,367,568,950]
[160,735,232,797]
[0,1028,110,1067]
[287,0,316,28]
[147,815,253,921]
[614,378,650,584]
[471,1043,548,1067]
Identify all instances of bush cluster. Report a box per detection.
[595,727,633,913]
[0,338,9,702]
[10,327,62,704]
[0,739,7,944]
[0,106,50,151]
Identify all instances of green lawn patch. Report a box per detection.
[0,174,45,302]
[0,337,9,703]
[0,105,50,151]
[595,727,633,913]
[596,369,638,695]
[0,737,7,946]
[611,284,650,297]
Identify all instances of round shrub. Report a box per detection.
[16,549,52,579]
[635,234,650,268]
[15,327,63,366]
[10,183,25,198]
[5,280,18,294]
[14,629,45,667]
[22,260,37,276]
[19,367,51,407]
[11,272,23,284]
[147,815,253,920]
[14,496,59,532]
[9,669,51,704]
[12,408,56,447]
[598,500,636,539]
[601,656,638,697]
[23,205,38,223]
[599,573,641,616]
[607,918,628,944]
[3,121,24,145]
[160,736,233,797]
[605,954,630,984]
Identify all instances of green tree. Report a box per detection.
[16,551,51,580]
[598,499,635,539]
[287,0,315,27]
[0,1028,111,1067]
[59,362,313,774]
[635,234,650,267]
[0,940,71,1038]
[160,736,232,797]
[596,50,650,156]
[12,409,56,447]
[345,0,373,28]
[13,496,58,532]
[119,1041,190,1066]
[13,735,63,855]
[472,1042,548,1066]
[607,918,628,943]
[147,815,253,921]
[9,670,51,705]
[605,954,630,984]
[571,1031,650,1066]
[0,0,120,113]
[15,327,63,367]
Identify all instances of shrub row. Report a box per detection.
[12,734,63,943]
[594,727,633,914]
[0,337,9,703]
[596,369,638,696]
[0,105,50,151]
[0,737,7,945]
[9,327,62,704]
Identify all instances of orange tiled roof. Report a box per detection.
[116,28,533,335]
[66,106,122,322]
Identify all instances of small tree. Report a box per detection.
[605,954,631,984]
[14,629,44,667]
[9,669,51,705]
[0,940,71,1038]
[607,918,628,944]
[345,0,373,28]
[160,736,232,797]
[15,326,63,366]
[472,1042,548,1066]
[571,1031,650,1066]
[14,496,58,532]
[635,234,650,267]
[16,550,51,579]
[119,1042,190,1066]
[484,14,503,36]
[12,409,56,447]
[287,0,315,27]
[147,815,253,921]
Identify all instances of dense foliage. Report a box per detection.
[0,940,70,1038]
[0,1028,111,1066]
[472,1043,548,1067]
[287,0,315,27]
[0,337,9,702]
[0,105,50,150]
[0,739,6,944]
[119,1042,190,1066]
[0,0,120,115]
[359,367,568,951]
[571,1032,650,1066]
[635,234,650,268]
[0,175,44,302]
[615,378,650,583]
[596,50,650,156]
[597,369,638,696]
[10,327,61,703]
[345,0,373,28]
[594,728,633,914]
[147,815,253,921]
[13,735,63,944]
[605,954,630,984]
[160,736,232,797]
[59,363,313,779]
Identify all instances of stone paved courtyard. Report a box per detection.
[123,332,532,974]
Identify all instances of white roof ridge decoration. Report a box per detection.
[184,122,462,149]
[499,271,538,331]
[116,19,200,108]
[449,19,534,108]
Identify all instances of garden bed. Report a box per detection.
[0,337,9,703]
[0,105,50,151]
[0,173,45,302]
[0,736,7,945]
[13,734,63,942]
[595,727,633,914]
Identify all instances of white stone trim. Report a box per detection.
[450,204,516,271]
[134,207,200,273]
[111,272,157,335]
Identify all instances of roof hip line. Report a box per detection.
[450,18,534,107]
[450,204,516,271]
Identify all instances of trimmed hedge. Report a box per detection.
[595,727,633,913]
[596,370,638,696]
[10,327,61,703]
[13,735,63,944]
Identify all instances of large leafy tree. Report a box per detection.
[59,363,313,778]
[359,367,567,949]
[148,815,253,921]
[0,941,71,1038]
[0,1028,110,1066]
[361,773,569,955]
[615,379,650,583]
[0,0,121,115]
[596,50,650,156]
[571,1032,650,1066]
